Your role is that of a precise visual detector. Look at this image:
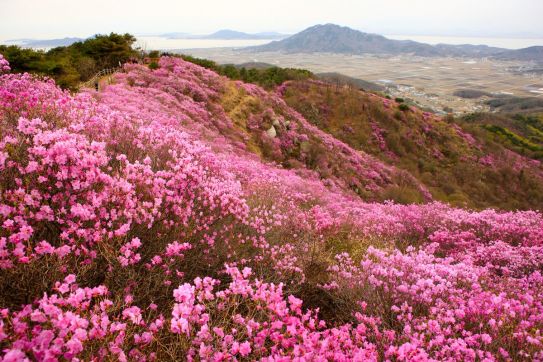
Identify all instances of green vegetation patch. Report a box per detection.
[179,54,313,89]
[1,33,139,90]
[483,124,543,152]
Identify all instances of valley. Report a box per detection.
[179,48,543,114]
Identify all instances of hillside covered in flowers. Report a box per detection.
[280,80,543,209]
[1,55,543,361]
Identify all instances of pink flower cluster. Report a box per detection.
[324,246,543,360]
[169,266,382,360]
[0,54,9,74]
[1,274,166,361]
[1,57,543,360]
[0,70,254,268]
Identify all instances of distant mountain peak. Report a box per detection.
[209,29,248,37]
[248,24,541,61]
[250,23,423,55]
[311,23,350,29]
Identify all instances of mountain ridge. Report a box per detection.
[250,24,543,61]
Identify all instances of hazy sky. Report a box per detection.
[1,0,542,40]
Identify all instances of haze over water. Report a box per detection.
[136,35,543,51]
[386,35,543,50]
[2,34,541,51]
[134,37,276,51]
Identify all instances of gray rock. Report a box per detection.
[266,125,277,138]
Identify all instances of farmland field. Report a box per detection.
[183,48,543,113]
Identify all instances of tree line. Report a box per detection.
[0,33,139,90]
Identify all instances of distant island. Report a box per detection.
[5,30,288,49]
[249,24,543,62]
[161,29,288,40]
[4,37,84,48]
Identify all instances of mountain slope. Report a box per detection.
[461,112,543,160]
[316,72,385,91]
[158,54,543,209]
[493,46,543,61]
[103,57,429,202]
[279,79,543,209]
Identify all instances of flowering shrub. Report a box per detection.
[323,246,543,360]
[1,58,543,360]
[0,54,9,74]
[0,274,166,361]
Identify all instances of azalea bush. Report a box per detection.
[0,55,9,74]
[1,54,543,360]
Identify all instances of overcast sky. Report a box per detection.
[1,0,542,40]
